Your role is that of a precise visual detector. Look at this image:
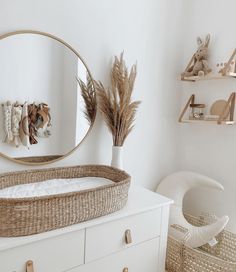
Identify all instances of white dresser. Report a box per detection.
[0,185,172,272]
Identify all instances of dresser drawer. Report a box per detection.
[70,238,159,272]
[0,229,85,272]
[85,209,161,262]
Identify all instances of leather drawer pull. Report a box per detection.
[26,260,34,272]
[123,268,129,272]
[125,229,132,244]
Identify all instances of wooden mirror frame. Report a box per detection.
[0,30,96,166]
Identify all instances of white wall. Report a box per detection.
[0,0,185,190]
[180,0,236,231]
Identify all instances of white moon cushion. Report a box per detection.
[156,171,229,248]
[0,177,114,198]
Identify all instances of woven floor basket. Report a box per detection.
[166,213,236,272]
[0,165,131,237]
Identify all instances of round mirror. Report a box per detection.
[0,30,96,165]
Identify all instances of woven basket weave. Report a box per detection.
[0,165,131,237]
[166,214,236,272]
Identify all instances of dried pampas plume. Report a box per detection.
[76,73,96,125]
[95,52,140,146]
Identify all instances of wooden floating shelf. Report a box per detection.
[180,119,235,125]
[179,93,236,125]
[181,48,236,82]
[181,72,236,82]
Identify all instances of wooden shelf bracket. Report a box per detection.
[220,49,236,76]
[181,54,196,81]
[218,92,236,124]
[178,94,195,122]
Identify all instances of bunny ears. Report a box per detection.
[197,34,210,48]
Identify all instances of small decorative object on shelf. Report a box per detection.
[179,93,236,125]
[210,99,230,120]
[95,53,141,169]
[204,115,219,121]
[219,48,236,77]
[189,103,205,120]
[181,34,212,81]
[217,60,235,74]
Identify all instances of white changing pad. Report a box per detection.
[0,177,114,198]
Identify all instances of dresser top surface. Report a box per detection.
[0,185,172,251]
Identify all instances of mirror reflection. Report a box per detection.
[0,32,96,164]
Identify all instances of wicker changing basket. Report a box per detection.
[0,165,131,237]
[166,214,236,272]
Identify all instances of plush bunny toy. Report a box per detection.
[182,34,212,77]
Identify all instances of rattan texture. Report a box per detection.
[166,214,236,272]
[0,165,131,237]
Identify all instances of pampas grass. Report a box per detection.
[95,53,140,146]
[76,73,96,125]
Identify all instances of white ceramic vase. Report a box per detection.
[111,146,123,169]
